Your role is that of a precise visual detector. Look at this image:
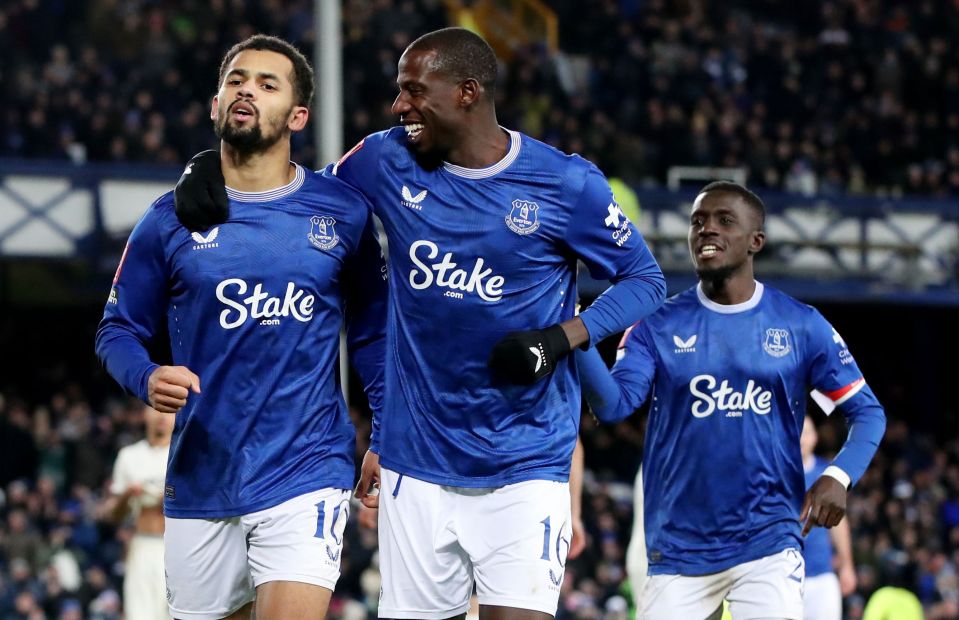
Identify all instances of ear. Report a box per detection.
[748,229,766,255]
[210,95,219,122]
[459,78,480,108]
[288,105,309,132]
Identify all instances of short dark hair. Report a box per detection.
[218,35,314,108]
[406,27,498,95]
[699,180,766,228]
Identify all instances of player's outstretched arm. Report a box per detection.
[576,256,666,349]
[488,323,574,385]
[487,313,622,385]
[578,348,630,423]
[576,323,656,423]
[173,150,229,231]
[562,166,667,350]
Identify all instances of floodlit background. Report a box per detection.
[1,1,958,618]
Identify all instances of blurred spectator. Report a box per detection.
[1,0,957,197]
[97,405,171,620]
[1,402,39,488]
[2,512,44,573]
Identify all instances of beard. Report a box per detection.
[405,132,445,170]
[694,262,738,284]
[215,103,288,153]
[412,149,444,171]
[405,121,453,171]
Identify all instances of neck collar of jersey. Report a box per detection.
[225,163,305,202]
[442,129,521,179]
[696,280,764,314]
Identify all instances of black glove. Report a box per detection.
[488,324,571,385]
[174,150,229,231]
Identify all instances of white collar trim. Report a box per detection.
[442,129,521,179]
[696,280,764,314]
[226,163,305,202]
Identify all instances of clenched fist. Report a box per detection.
[148,366,201,413]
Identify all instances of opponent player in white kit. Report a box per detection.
[96,36,387,620]
[100,404,173,620]
[577,182,886,620]
[173,28,666,620]
[625,465,647,606]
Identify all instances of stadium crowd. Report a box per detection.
[0,0,958,197]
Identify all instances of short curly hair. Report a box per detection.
[218,35,314,108]
[699,180,766,228]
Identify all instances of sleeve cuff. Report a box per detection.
[577,309,599,349]
[136,362,161,404]
[823,465,851,489]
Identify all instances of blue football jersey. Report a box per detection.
[615,282,871,575]
[96,165,387,518]
[331,127,662,486]
[803,456,834,577]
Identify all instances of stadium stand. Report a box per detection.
[1,0,958,196]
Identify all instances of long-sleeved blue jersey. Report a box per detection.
[577,282,885,575]
[96,165,387,518]
[332,127,665,487]
[804,456,835,577]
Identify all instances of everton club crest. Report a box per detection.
[506,199,540,235]
[308,215,339,251]
[763,328,791,357]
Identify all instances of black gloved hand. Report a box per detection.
[174,150,229,232]
[488,324,571,385]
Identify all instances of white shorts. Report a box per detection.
[164,488,350,620]
[377,467,571,619]
[803,572,840,620]
[125,534,172,620]
[625,466,647,604]
[641,548,805,620]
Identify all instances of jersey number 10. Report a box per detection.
[539,516,570,567]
